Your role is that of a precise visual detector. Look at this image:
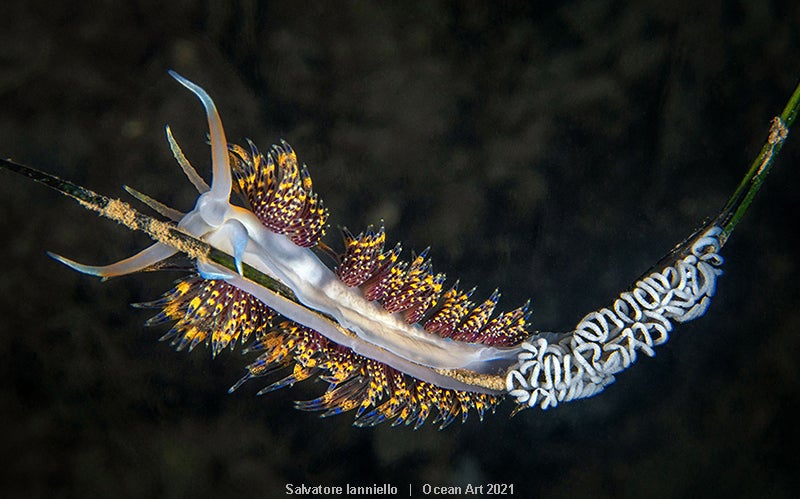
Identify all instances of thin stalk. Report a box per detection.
[713,81,800,246]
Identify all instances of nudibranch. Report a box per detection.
[1,73,797,429]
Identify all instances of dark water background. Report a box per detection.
[1,1,798,497]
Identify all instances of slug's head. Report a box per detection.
[50,72,243,278]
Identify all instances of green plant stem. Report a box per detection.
[713,80,800,247]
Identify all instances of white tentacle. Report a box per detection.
[48,242,178,279]
[168,71,231,202]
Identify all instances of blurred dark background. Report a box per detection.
[1,1,798,497]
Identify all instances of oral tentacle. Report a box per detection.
[47,242,178,278]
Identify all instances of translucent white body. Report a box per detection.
[55,72,523,394]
